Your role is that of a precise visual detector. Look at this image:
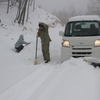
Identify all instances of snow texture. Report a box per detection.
[0,2,100,100]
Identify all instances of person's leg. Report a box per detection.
[20,45,24,50]
[15,45,24,52]
[42,44,46,60]
[44,43,50,62]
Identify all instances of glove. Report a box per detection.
[36,33,38,37]
[27,42,30,45]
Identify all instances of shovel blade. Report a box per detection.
[34,60,38,65]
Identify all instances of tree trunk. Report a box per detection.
[33,0,35,11]
[26,0,30,22]
[7,0,10,13]
[22,0,27,25]
[18,0,27,25]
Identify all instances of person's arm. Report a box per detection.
[37,28,40,37]
[22,40,30,45]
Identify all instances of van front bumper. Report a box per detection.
[60,45,100,63]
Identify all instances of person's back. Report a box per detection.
[15,34,30,52]
[15,35,24,48]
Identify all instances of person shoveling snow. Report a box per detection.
[37,22,51,63]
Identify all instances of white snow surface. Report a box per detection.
[0,3,100,100]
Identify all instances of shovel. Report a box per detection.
[34,36,38,65]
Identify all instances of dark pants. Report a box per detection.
[15,45,24,52]
[42,43,50,61]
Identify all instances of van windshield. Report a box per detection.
[65,21,100,36]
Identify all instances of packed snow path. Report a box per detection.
[0,57,100,100]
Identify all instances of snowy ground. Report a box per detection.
[0,3,100,100]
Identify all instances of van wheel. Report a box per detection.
[91,62,100,68]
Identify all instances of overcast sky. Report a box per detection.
[36,0,89,12]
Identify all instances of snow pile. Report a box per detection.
[0,3,100,100]
[69,15,100,21]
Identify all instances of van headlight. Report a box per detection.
[94,40,100,47]
[62,40,70,47]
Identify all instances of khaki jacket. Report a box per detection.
[38,23,51,44]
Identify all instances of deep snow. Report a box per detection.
[0,3,100,100]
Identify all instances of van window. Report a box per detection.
[65,21,100,36]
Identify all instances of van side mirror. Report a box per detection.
[59,31,64,37]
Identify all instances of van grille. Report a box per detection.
[72,46,92,58]
[72,48,92,50]
[72,52,92,54]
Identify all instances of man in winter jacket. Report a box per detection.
[15,34,30,52]
[37,22,51,63]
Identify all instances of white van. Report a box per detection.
[59,15,100,64]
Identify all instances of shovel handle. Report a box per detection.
[35,36,38,60]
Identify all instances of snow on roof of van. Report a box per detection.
[69,15,100,21]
